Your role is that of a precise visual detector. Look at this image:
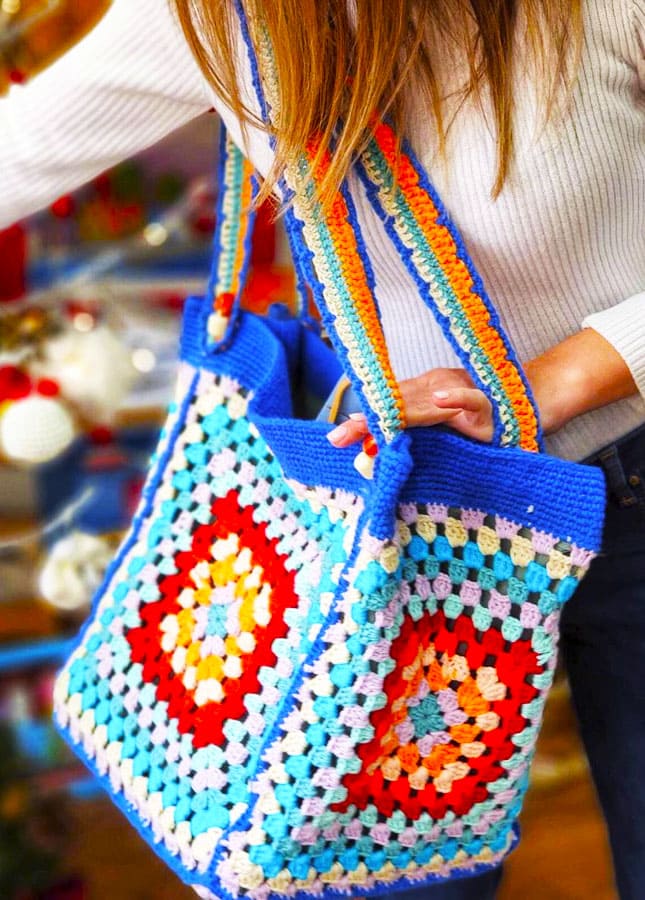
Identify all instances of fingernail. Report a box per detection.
[433,390,450,401]
[327,422,349,444]
[348,412,366,421]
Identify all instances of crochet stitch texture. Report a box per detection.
[54,19,607,896]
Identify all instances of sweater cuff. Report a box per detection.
[582,292,645,399]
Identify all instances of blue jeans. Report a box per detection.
[388,422,645,900]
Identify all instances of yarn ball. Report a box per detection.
[0,395,75,464]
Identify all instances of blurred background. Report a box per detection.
[0,3,617,899]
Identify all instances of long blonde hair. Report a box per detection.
[173,0,581,203]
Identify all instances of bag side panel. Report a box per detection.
[54,361,364,886]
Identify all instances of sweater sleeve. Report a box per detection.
[583,293,645,399]
[0,0,213,229]
[580,3,645,399]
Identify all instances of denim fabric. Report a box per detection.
[387,866,504,900]
[560,421,645,900]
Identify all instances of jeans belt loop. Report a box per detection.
[597,444,638,508]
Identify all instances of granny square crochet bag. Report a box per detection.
[54,11,606,897]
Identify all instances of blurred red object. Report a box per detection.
[35,378,61,397]
[252,200,276,266]
[125,473,146,519]
[39,877,87,900]
[0,224,26,302]
[88,425,115,445]
[50,194,76,219]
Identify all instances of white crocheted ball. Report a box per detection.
[39,531,113,611]
[0,395,75,464]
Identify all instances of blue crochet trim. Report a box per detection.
[353,155,502,445]
[403,136,544,450]
[400,136,543,446]
[235,0,316,328]
[283,207,319,327]
[180,298,606,549]
[205,126,236,304]
[235,0,269,122]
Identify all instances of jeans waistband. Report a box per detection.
[585,421,645,509]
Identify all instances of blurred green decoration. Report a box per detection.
[109,161,145,204]
[0,725,68,899]
[155,172,186,206]
[77,165,145,242]
[70,162,188,241]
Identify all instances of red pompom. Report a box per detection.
[88,425,114,445]
[215,292,235,317]
[362,434,378,458]
[51,195,75,219]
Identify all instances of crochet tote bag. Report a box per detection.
[54,83,606,900]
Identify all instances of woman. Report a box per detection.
[1,0,643,897]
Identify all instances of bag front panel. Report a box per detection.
[54,360,364,882]
[212,500,596,898]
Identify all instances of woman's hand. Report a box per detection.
[326,327,640,450]
[326,368,494,447]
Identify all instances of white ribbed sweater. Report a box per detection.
[1,0,643,461]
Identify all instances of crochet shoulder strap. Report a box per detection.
[357,125,542,452]
[205,127,313,349]
[204,126,257,348]
[210,6,543,452]
[236,4,542,453]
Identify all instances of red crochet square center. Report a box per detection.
[333,610,542,820]
[126,491,300,749]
